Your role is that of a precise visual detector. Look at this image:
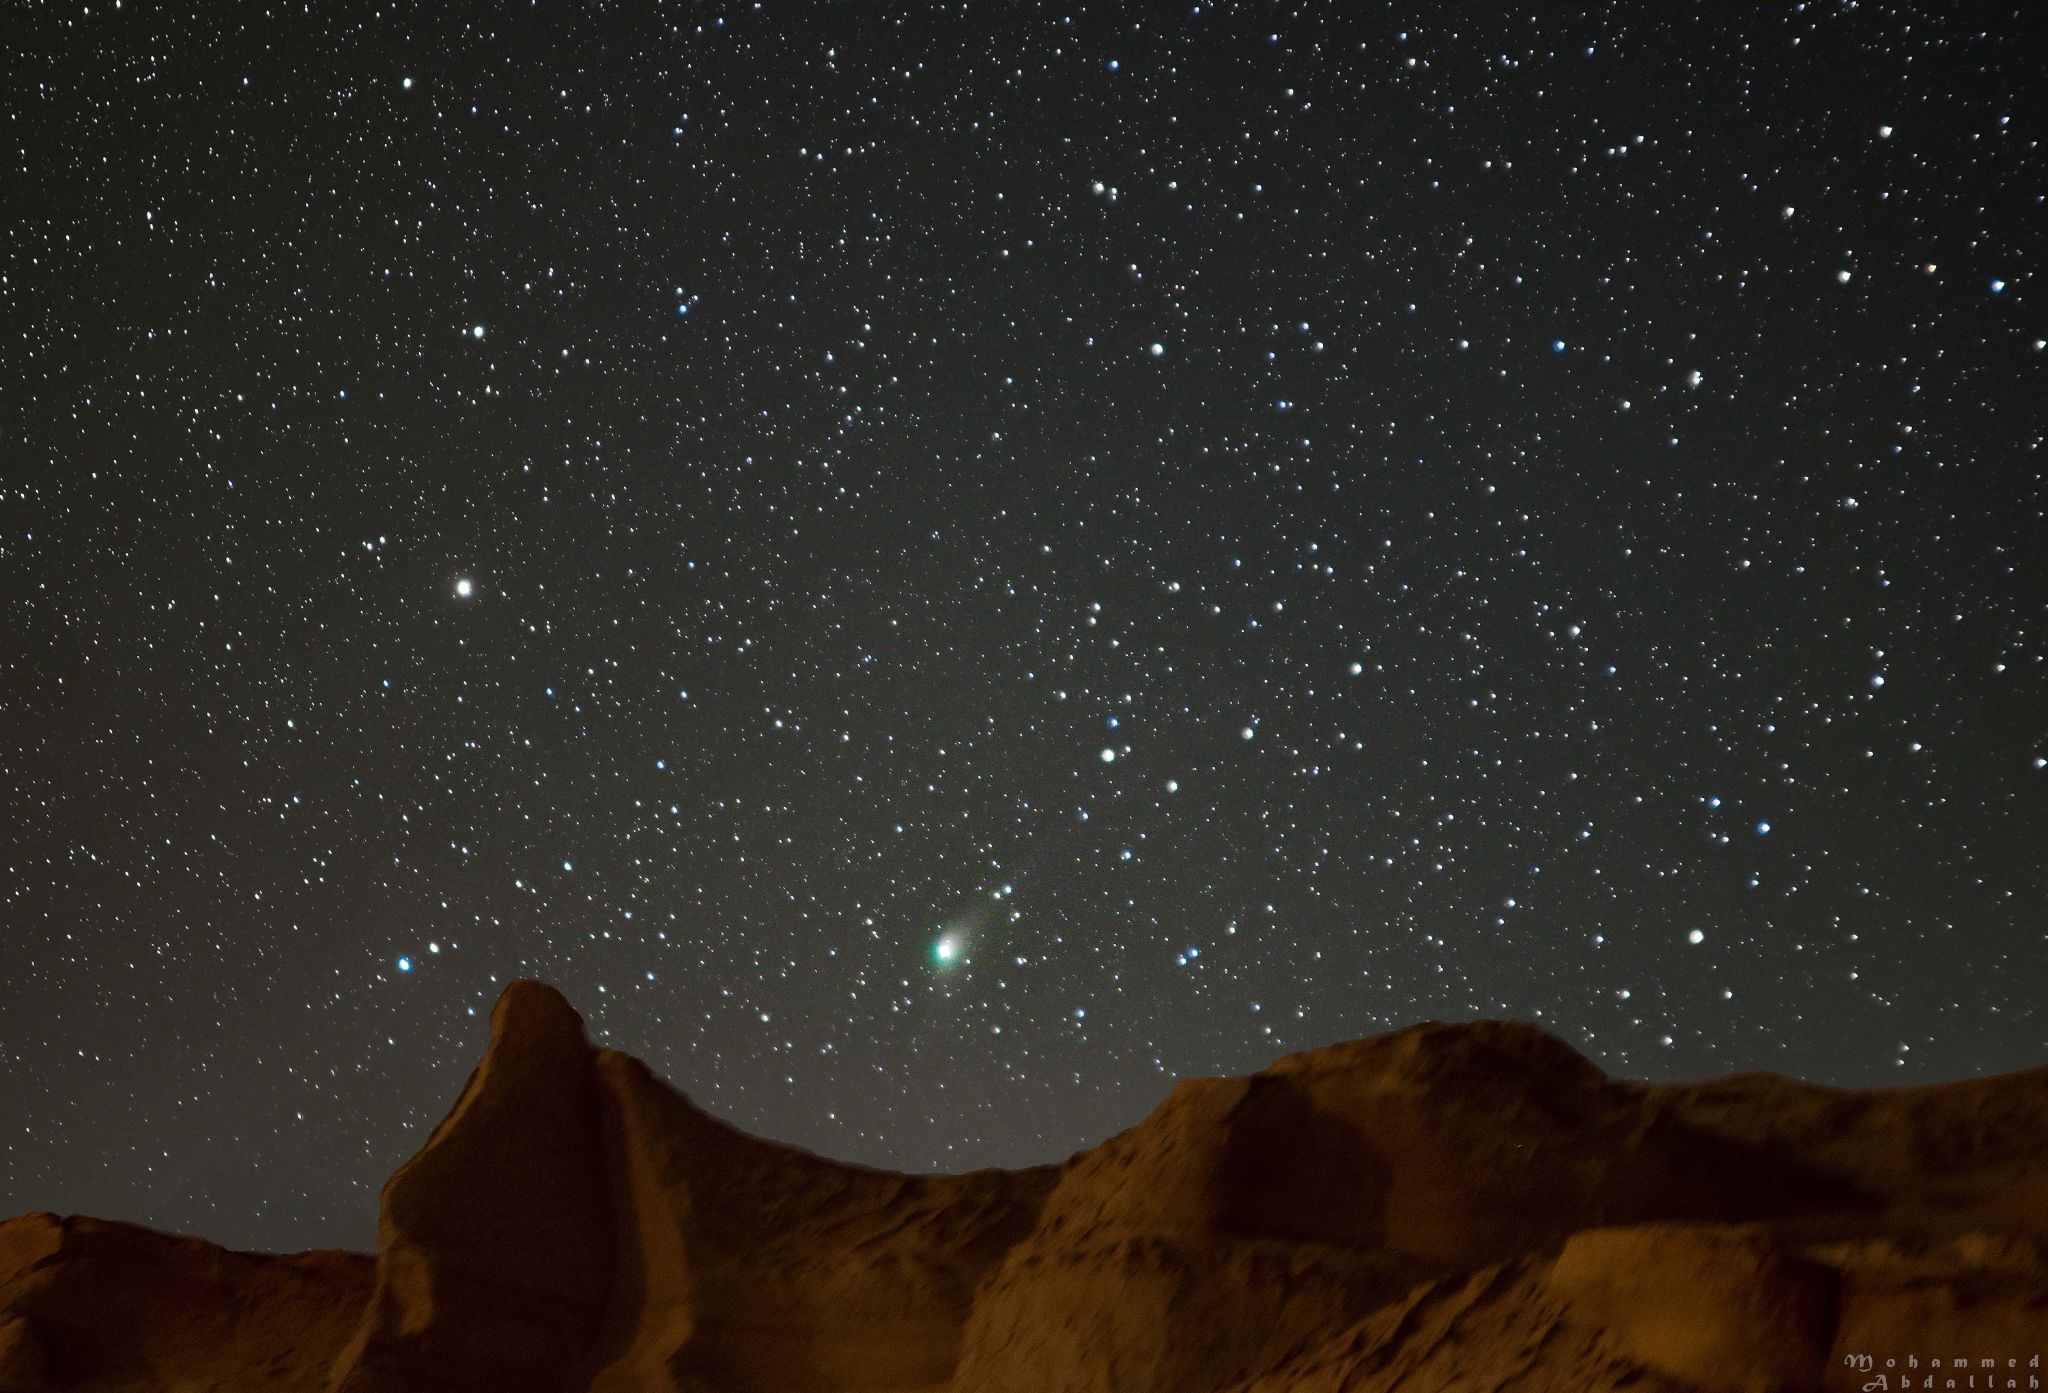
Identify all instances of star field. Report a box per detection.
[3,3,2044,1252]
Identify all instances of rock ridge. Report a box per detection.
[4,981,2044,1393]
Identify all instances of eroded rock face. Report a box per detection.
[1541,1224,1839,1391]
[0,1211,370,1393]
[582,1051,1056,1393]
[6,982,2048,1393]
[327,979,615,1393]
[944,1019,1877,1393]
[325,986,1058,1393]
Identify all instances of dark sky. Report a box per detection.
[4,2,2043,1254]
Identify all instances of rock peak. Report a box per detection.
[1256,1015,1609,1099]
[328,978,609,1393]
[487,979,587,1048]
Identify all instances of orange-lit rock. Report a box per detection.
[4,981,2044,1392]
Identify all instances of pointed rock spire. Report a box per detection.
[329,981,614,1393]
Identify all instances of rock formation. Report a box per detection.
[4,981,2044,1392]
[0,1212,370,1390]
[330,980,615,1393]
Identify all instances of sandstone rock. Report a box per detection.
[583,1049,1054,1393]
[327,980,614,1393]
[7,987,2047,1392]
[0,1312,51,1393]
[0,1210,368,1392]
[1541,1223,1837,1392]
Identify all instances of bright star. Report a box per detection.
[455,578,473,597]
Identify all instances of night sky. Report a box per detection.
[5,3,2044,1255]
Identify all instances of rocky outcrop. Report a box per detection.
[0,1211,369,1392]
[580,1050,1055,1392]
[327,979,616,1393]
[5,982,2047,1392]
[947,1020,1878,1393]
